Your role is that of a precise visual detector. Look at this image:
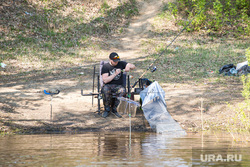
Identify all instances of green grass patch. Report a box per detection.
[136,37,248,84]
[0,0,139,70]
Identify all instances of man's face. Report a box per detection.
[110,59,119,66]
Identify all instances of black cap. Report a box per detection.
[109,52,120,62]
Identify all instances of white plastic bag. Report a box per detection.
[236,61,248,71]
[0,63,6,68]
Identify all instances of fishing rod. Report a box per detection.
[132,1,211,88]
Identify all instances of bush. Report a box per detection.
[237,48,250,132]
[168,0,250,36]
[242,48,250,102]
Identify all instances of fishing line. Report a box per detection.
[132,1,211,87]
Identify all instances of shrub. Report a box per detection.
[168,0,250,36]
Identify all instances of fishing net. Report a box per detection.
[117,97,140,117]
[140,81,186,135]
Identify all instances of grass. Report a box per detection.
[0,0,139,72]
[224,102,250,141]
[135,34,248,84]
[3,0,246,80]
[225,49,250,136]
[134,3,249,84]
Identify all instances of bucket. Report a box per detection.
[117,97,140,117]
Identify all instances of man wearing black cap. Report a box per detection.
[101,52,135,118]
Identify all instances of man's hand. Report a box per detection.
[115,69,121,75]
[125,63,136,72]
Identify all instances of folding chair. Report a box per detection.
[81,61,131,115]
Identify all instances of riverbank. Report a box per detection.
[0,75,245,135]
[1,0,249,135]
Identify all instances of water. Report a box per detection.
[0,132,249,166]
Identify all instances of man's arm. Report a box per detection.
[102,69,121,84]
[124,63,135,72]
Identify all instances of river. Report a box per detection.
[0,132,249,166]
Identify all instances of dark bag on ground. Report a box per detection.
[219,64,236,74]
[238,65,250,75]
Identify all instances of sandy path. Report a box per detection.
[97,0,164,61]
[117,0,163,58]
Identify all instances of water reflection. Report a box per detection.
[0,132,249,166]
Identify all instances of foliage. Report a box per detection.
[0,0,139,64]
[227,48,250,133]
[167,0,250,36]
[242,48,250,103]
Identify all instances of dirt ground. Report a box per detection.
[0,0,244,134]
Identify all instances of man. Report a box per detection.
[101,52,136,118]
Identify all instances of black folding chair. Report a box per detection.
[81,61,131,115]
